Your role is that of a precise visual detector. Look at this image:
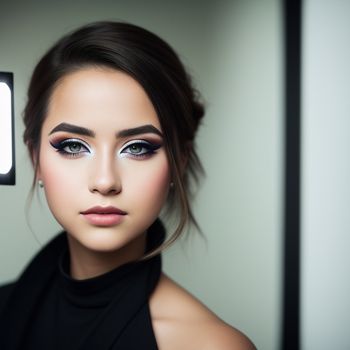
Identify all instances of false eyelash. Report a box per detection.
[119,139,162,159]
[49,138,90,157]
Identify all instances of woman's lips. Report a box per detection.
[80,206,127,226]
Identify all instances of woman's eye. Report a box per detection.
[128,143,146,154]
[120,140,161,158]
[50,139,90,157]
[65,142,83,153]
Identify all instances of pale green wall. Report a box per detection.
[0,1,282,349]
[301,0,350,348]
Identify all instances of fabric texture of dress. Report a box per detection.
[0,219,165,350]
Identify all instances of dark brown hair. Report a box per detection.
[23,21,204,257]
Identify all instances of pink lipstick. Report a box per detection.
[80,206,127,226]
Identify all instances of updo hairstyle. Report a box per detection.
[23,21,205,257]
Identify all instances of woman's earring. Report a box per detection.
[170,181,174,189]
[38,180,44,188]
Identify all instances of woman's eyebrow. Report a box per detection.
[117,125,163,138]
[49,123,163,138]
[49,123,95,137]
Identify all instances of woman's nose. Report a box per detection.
[88,153,121,195]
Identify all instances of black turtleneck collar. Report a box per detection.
[0,219,165,350]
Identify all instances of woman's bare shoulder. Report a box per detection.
[149,273,256,350]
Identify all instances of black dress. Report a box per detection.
[0,220,164,350]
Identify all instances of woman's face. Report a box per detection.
[37,67,170,254]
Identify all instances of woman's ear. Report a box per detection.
[30,147,41,180]
[28,143,36,166]
[180,142,192,175]
[35,167,42,182]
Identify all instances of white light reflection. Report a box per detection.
[0,82,12,174]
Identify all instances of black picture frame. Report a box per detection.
[0,72,15,185]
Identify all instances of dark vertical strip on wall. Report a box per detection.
[282,0,301,349]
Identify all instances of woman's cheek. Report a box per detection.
[128,159,170,204]
[40,156,81,210]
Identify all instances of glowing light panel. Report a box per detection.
[0,82,12,174]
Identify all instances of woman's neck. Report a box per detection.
[66,233,147,280]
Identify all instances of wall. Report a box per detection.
[0,1,282,349]
[301,0,350,349]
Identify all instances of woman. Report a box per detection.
[0,21,255,349]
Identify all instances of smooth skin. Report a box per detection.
[36,67,256,350]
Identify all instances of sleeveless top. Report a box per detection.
[0,220,164,350]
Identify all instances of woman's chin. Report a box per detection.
[66,228,145,256]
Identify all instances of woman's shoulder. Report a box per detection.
[150,274,256,350]
[0,281,16,312]
[0,281,16,297]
